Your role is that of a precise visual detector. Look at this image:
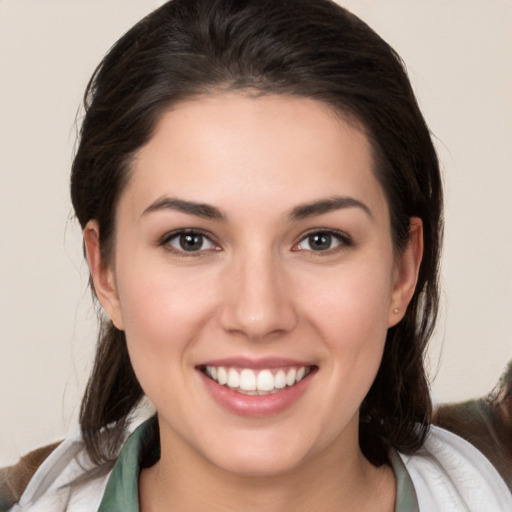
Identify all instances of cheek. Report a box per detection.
[302,256,394,340]
[299,255,394,393]
[114,256,218,379]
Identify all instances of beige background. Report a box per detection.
[1,0,511,465]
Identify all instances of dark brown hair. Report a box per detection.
[71,0,443,466]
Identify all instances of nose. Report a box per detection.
[218,252,298,341]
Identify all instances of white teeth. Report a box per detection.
[274,369,287,389]
[239,369,256,391]
[286,368,297,386]
[217,366,228,385]
[204,365,311,393]
[256,370,274,391]
[227,368,240,388]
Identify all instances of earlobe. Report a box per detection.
[83,221,124,330]
[388,218,423,327]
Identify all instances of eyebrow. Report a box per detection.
[142,197,226,220]
[141,195,372,222]
[289,196,373,220]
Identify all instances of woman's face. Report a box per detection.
[86,93,421,476]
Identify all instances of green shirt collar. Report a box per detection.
[98,417,158,512]
[98,417,419,512]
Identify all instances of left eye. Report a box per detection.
[164,231,217,253]
[294,231,349,252]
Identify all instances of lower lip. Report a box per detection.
[199,370,313,417]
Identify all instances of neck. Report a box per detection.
[139,421,396,512]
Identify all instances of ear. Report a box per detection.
[388,217,423,327]
[83,220,124,330]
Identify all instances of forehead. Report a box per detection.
[123,92,387,221]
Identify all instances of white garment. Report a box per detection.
[9,425,512,512]
[400,426,512,511]
[8,432,109,512]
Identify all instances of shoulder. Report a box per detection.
[1,442,61,510]
[399,426,512,512]
[2,432,112,512]
[434,381,512,488]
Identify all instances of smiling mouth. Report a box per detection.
[199,365,316,395]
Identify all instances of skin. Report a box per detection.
[84,93,423,512]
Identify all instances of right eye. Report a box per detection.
[162,230,218,254]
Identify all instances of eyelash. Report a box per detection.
[159,229,220,257]
[160,228,352,257]
[293,229,353,254]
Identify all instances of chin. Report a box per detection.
[212,450,305,478]
[197,427,317,478]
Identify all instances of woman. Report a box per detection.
[3,0,511,510]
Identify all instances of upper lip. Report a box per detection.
[196,357,315,369]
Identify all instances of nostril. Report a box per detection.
[218,301,299,340]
